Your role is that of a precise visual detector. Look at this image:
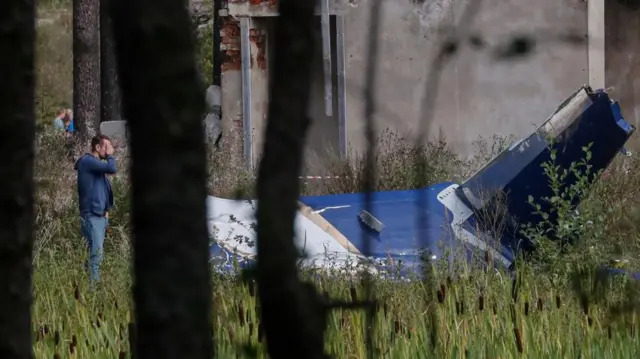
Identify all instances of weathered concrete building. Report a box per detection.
[217,0,640,169]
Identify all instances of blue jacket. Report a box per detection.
[74,154,117,216]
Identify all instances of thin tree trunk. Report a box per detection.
[212,0,221,88]
[255,0,326,358]
[0,0,36,358]
[74,0,101,142]
[210,0,222,148]
[100,0,121,123]
[109,0,213,357]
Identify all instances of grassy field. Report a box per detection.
[32,132,640,359]
[32,1,640,358]
[30,250,640,358]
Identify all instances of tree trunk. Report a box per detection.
[100,0,122,123]
[74,0,101,143]
[255,0,326,358]
[212,0,221,88]
[0,0,36,358]
[210,0,222,147]
[109,0,213,357]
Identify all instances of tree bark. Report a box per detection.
[212,0,221,88]
[255,0,326,358]
[74,0,101,142]
[211,0,222,147]
[0,0,36,358]
[109,0,213,357]
[100,0,122,123]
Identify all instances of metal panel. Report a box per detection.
[457,88,634,252]
[240,17,253,164]
[336,14,347,158]
[321,0,333,116]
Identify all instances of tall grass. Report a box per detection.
[32,126,640,358]
[31,236,640,358]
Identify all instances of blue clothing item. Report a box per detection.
[53,117,64,131]
[81,213,108,281]
[65,120,75,133]
[74,154,117,216]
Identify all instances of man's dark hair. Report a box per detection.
[91,134,111,151]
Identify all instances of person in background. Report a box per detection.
[53,108,66,131]
[62,109,76,159]
[63,109,75,134]
[74,134,117,282]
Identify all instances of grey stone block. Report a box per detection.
[98,85,223,148]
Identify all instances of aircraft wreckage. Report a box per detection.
[200,85,636,278]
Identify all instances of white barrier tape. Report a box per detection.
[299,176,344,180]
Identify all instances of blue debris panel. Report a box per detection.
[456,86,634,252]
[300,183,457,273]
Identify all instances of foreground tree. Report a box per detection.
[100,0,121,123]
[109,0,213,357]
[0,0,36,358]
[255,0,327,357]
[74,0,101,142]
[212,0,222,89]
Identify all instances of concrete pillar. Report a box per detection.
[588,0,606,89]
[220,18,245,159]
[605,0,640,128]
[248,19,270,167]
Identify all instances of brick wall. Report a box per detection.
[220,20,267,70]
[219,12,272,162]
[221,18,241,72]
[249,28,267,70]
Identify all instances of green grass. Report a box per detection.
[31,133,640,358]
[31,249,640,358]
[35,1,72,126]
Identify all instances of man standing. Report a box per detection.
[74,134,117,282]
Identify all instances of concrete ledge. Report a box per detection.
[100,120,127,140]
[228,0,352,17]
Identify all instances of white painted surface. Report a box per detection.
[437,184,513,267]
[205,196,364,269]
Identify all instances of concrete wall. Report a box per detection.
[220,18,244,147]
[305,17,341,171]
[606,0,640,131]
[222,0,593,165]
[221,14,342,169]
[344,0,589,157]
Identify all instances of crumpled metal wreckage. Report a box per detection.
[207,85,638,280]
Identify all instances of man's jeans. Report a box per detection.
[80,214,108,282]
